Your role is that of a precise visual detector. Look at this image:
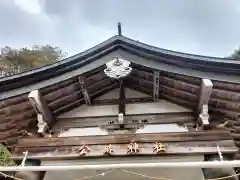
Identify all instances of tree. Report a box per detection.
[229,47,240,60]
[0,45,66,77]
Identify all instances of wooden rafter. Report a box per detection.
[153,71,160,101]
[28,90,53,134]
[78,76,91,105]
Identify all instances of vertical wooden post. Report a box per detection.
[118,80,125,128]
[78,76,91,105]
[28,90,53,135]
[153,71,160,101]
[197,79,213,130]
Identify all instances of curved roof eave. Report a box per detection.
[0,35,240,84]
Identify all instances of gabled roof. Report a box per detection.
[1,35,240,96]
[0,34,240,157]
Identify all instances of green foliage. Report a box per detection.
[0,144,16,166]
[0,45,66,76]
[230,47,240,60]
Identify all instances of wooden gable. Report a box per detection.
[1,34,240,160]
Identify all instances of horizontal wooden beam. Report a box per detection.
[52,112,195,131]
[11,140,237,160]
[93,97,153,105]
[15,131,233,148]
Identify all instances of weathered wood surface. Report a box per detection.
[15,131,233,148]
[1,64,240,159]
[53,112,195,131]
[12,140,237,160]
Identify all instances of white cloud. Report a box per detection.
[0,0,240,57]
[14,0,42,14]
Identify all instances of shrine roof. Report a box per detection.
[1,35,240,95]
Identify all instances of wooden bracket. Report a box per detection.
[197,79,213,113]
[196,79,212,130]
[28,90,52,134]
[37,114,49,134]
[197,104,210,130]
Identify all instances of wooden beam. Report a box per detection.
[12,140,237,160]
[197,79,213,129]
[52,112,195,131]
[153,71,160,101]
[93,97,153,105]
[28,90,53,134]
[78,76,91,105]
[14,130,234,147]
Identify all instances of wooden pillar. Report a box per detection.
[202,155,237,180]
[15,160,43,180]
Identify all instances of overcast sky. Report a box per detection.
[1,0,240,57]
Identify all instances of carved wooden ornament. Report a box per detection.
[76,145,91,156]
[103,144,114,155]
[127,142,139,154]
[153,142,166,153]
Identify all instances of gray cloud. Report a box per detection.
[0,0,240,57]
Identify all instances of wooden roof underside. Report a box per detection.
[0,35,240,157]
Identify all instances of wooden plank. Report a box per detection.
[15,131,233,148]
[11,140,237,160]
[53,113,194,130]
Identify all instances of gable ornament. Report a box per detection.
[104,57,132,79]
